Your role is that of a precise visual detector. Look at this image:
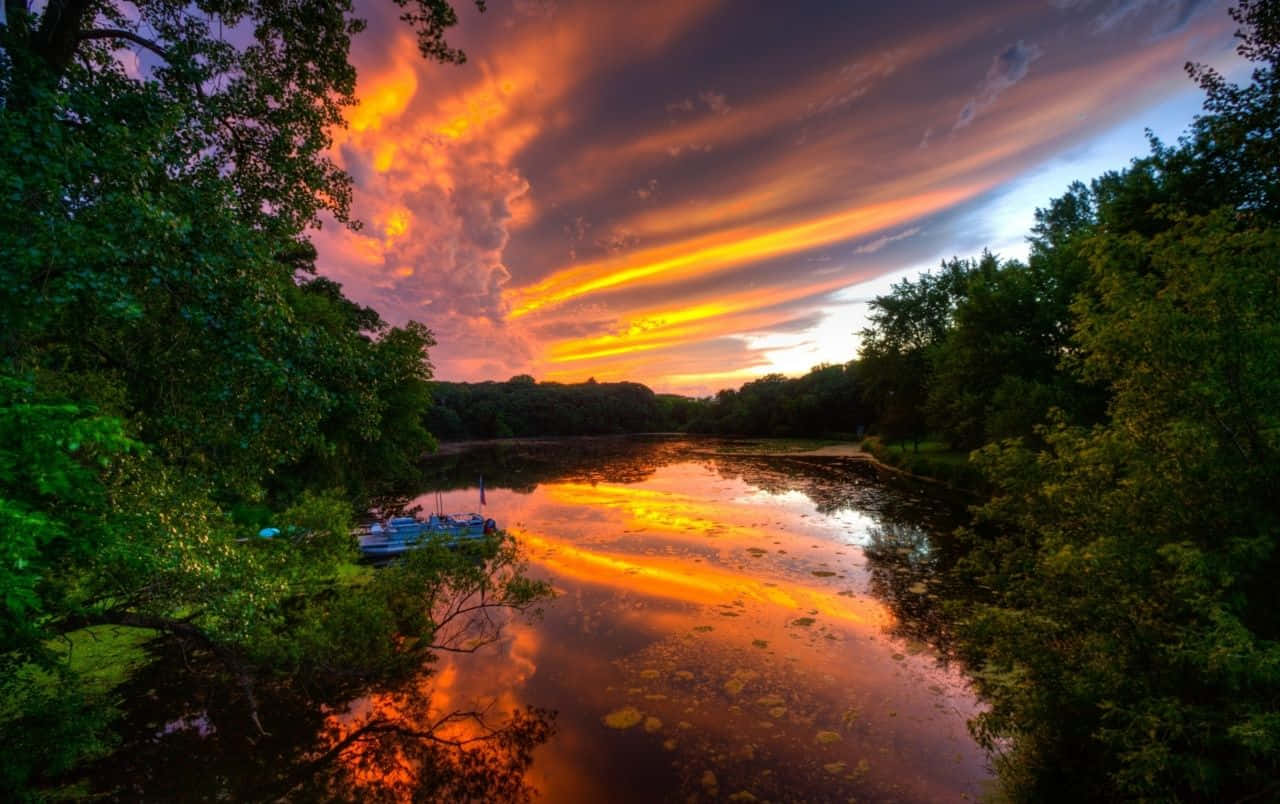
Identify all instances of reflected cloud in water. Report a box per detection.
[408,438,988,802]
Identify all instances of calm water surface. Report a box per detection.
[403,437,990,802]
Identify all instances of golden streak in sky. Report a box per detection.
[510,185,988,318]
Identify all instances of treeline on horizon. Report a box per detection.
[424,365,871,440]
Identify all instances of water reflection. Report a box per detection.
[410,438,989,802]
[88,438,986,801]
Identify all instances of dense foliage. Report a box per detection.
[426,376,687,439]
[0,1,551,799]
[424,365,872,443]
[686,363,871,438]
[854,2,1280,799]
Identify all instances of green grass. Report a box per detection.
[861,436,987,491]
[335,561,374,586]
[50,626,157,696]
[877,440,971,466]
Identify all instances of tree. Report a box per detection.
[0,1,553,798]
[953,4,1280,798]
[858,257,974,447]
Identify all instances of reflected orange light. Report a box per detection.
[517,526,891,631]
[543,482,766,540]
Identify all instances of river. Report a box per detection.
[399,436,991,802]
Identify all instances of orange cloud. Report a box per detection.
[510,184,986,318]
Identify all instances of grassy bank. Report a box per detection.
[860,437,986,493]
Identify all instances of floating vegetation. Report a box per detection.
[792,617,815,627]
[769,706,787,718]
[756,694,785,707]
[751,639,769,649]
[663,738,677,751]
[701,770,719,794]
[724,678,746,696]
[746,548,768,557]
[644,716,663,733]
[812,570,836,577]
[824,761,846,774]
[728,791,758,802]
[841,705,861,727]
[907,581,928,594]
[815,730,842,744]
[640,669,661,679]
[692,625,714,632]
[673,670,695,681]
[603,707,645,729]
[891,653,905,661]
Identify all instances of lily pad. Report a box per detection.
[603,707,644,730]
[701,770,718,793]
[792,617,815,627]
[644,716,663,733]
[751,639,769,649]
[812,570,836,577]
[815,730,842,744]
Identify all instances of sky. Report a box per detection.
[312,0,1244,396]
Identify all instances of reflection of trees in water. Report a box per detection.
[412,437,967,532]
[287,695,554,802]
[708,453,965,528]
[864,521,959,657]
[397,436,692,506]
[80,539,555,801]
[91,650,554,801]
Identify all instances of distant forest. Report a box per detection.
[425,363,871,441]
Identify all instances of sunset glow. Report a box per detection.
[316,0,1240,395]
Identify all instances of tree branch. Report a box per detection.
[33,0,93,76]
[77,28,171,61]
[62,610,268,736]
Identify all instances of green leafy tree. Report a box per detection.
[858,257,974,447]
[953,3,1280,797]
[0,0,554,798]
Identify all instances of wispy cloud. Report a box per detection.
[318,0,1236,391]
[853,226,922,255]
[954,40,1043,129]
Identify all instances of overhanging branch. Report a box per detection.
[78,28,171,62]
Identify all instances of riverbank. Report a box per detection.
[430,434,987,493]
[858,437,986,493]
